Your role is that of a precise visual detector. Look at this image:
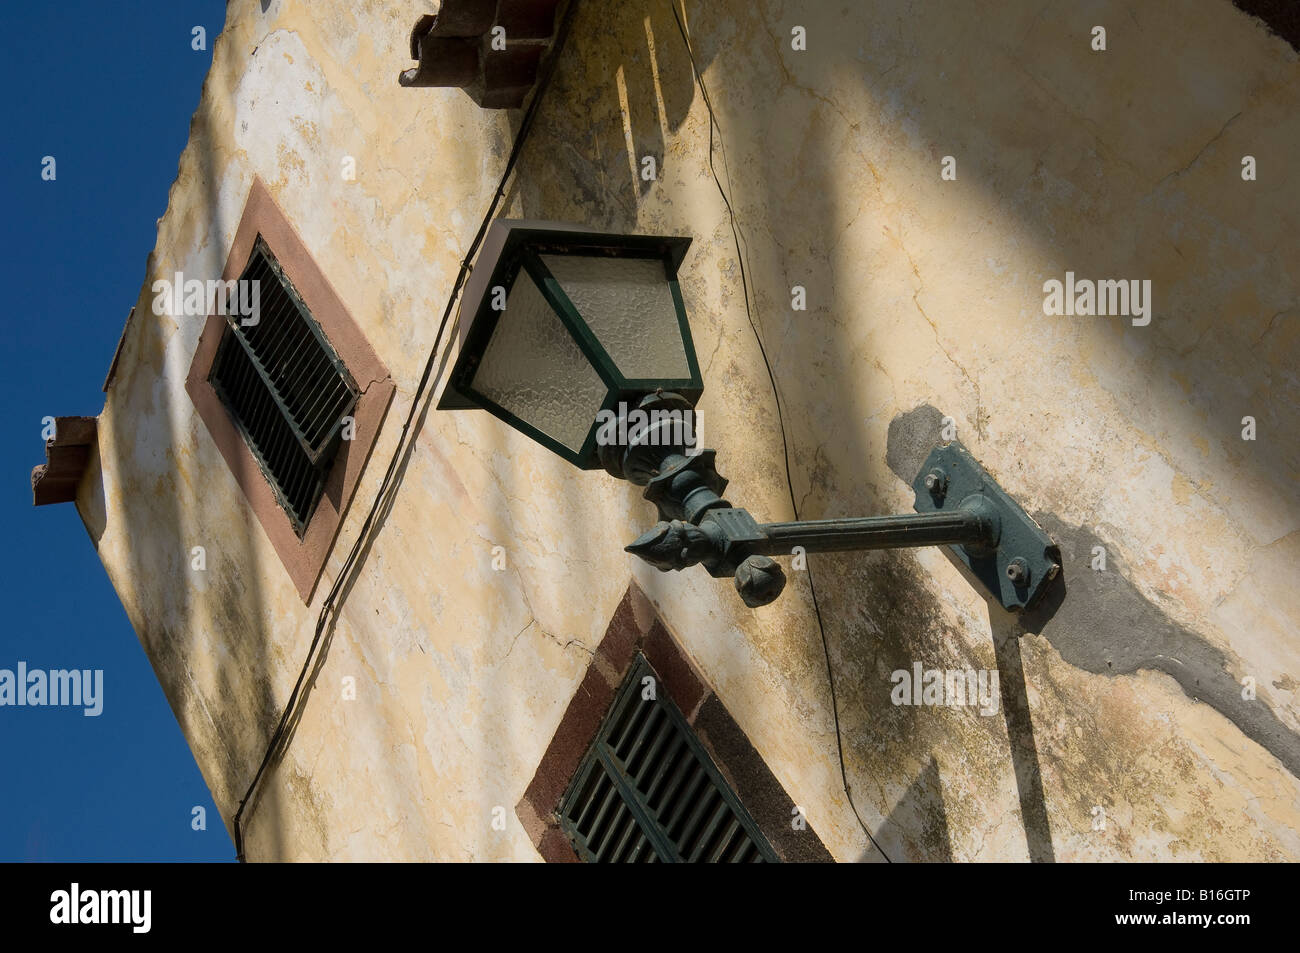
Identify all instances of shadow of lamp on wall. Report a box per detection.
[438,221,1061,611]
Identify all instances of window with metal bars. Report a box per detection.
[557,654,780,863]
[208,237,358,536]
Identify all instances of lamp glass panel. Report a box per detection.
[540,254,690,381]
[470,269,606,453]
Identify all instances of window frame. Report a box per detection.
[517,582,834,863]
[185,178,394,603]
[557,652,780,862]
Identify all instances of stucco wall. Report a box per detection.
[80,0,1299,861]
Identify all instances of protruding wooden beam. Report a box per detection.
[31,415,97,506]
[399,0,564,109]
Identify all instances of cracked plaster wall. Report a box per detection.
[77,0,1299,860]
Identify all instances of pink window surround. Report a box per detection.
[185,178,395,603]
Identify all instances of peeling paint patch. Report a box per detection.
[889,404,1300,782]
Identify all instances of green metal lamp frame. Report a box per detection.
[438,222,702,468]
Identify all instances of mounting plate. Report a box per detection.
[911,443,1060,611]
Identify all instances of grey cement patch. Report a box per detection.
[876,757,953,862]
[887,403,1300,781]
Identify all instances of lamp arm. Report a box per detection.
[625,500,999,608]
[757,501,999,554]
[608,402,1058,611]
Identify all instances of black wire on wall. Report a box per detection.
[231,0,888,864]
[669,2,893,863]
[231,0,579,861]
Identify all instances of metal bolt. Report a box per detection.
[924,468,948,499]
[1006,557,1029,586]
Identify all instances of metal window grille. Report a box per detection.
[209,238,358,536]
[558,654,780,863]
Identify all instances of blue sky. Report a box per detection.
[0,2,233,861]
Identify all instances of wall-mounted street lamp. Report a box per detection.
[439,221,1060,611]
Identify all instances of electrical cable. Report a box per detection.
[231,0,886,864]
[670,1,892,863]
[230,0,579,861]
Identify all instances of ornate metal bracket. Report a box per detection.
[611,395,1060,610]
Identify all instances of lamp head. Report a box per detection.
[437,220,702,470]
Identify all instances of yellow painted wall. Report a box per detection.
[79,0,1300,860]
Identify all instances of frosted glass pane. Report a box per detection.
[541,255,690,380]
[470,270,606,453]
